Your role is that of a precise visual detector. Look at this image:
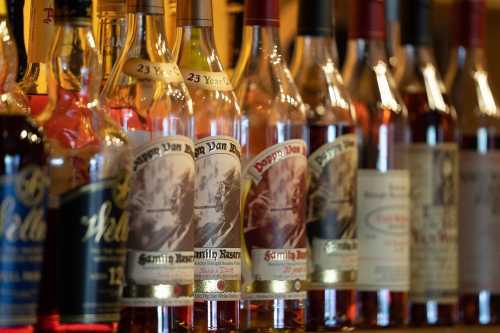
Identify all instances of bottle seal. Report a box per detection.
[244,0,279,27]
[176,0,213,27]
[348,0,385,40]
[126,0,163,15]
[297,0,332,36]
[455,0,485,48]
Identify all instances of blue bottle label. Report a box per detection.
[0,165,47,326]
[58,176,129,323]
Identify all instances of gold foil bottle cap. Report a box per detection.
[126,0,163,15]
[176,0,213,27]
[97,0,125,15]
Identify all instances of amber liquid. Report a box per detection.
[404,92,458,326]
[28,94,48,118]
[0,115,46,333]
[460,132,500,325]
[193,301,238,333]
[119,307,192,333]
[305,123,356,331]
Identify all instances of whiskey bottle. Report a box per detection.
[100,0,195,332]
[343,0,411,328]
[173,0,242,332]
[397,0,459,326]
[20,0,55,118]
[445,0,500,325]
[0,1,48,332]
[41,0,129,331]
[232,0,308,331]
[290,0,357,330]
[94,0,126,88]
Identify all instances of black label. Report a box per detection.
[0,166,47,326]
[58,178,129,323]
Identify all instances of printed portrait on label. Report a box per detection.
[244,155,307,250]
[194,153,241,248]
[307,144,356,241]
[128,153,195,252]
[433,149,457,206]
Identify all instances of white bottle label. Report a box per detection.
[356,169,410,291]
[193,136,242,301]
[409,143,459,303]
[181,69,233,91]
[459,150,500,293]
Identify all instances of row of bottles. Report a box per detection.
[0,0,498,332]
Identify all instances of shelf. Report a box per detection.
[342,326,497,332]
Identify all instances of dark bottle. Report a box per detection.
[40,0,130,332]
[0,2,48,333]
[396,0,459,326]
[343,0,411,328]
[385,0,403,72]
[290,0,357,330]
[7,0,26,80]
[445,0,500,326]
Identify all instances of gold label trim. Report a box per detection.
[123,283,193,299]
[246,280,305,294]
[194,279,240,294]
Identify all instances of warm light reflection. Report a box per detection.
[373,62,400,112]
[422,64,448,112]
[474,70,498,117]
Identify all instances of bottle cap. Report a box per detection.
[400,0,432,46]
[348,0,385,40]
[126,0,163,15]
[455,0,485,48]
[244,0,279,27]
[297,0,332,36]
[55,0,91,23]
[385,0,399,22]
[176,0,213,27]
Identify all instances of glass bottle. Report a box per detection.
[100,0,195,332]
[0,1,48,333]
[7,0,26,80]
[40,0,129,332]
[396,0,459,326]
[444,0,500,326]
[342,0,411,328]
[173,1,241,332]
[290,0,356,330]
[94,0,126,88]
[232,0,307,331]
[20,0,55,118]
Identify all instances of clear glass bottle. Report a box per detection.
[40,0,129,332]
[396,0,459,326]
[343,0,411,328]
[100,0,195,332]
[232,0,307,331]
[173,1,241,332]
[20,0,55,118]
[94,0,126,88]
[290,0,357,330]
[0,1,48,333]
[444,0,500,326]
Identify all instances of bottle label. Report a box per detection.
[124,136,195,306]
[356,170,410,291]
[193,136,241,301]
[58,176,129,323]
[0,166,47,326]
[25,0,55,63]
[307,134,358,288]
[181,69,233,91]
[242,140,308,300]
[408,143,458,303]
[123,58,184,83]
[459,150,500,293]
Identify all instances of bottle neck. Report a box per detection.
[96,10,125,83]
[174,24,221,70]
[240,25,282,64]
[291,35,337,72]
[347,38,388,67]
[125,11,169,58]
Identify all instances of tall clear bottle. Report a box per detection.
[396,0,459,326]
[94,0,126,88]
[100,0,195,332]
[232,0,307,331]
[0,1,48,333]
[343,0,411,328]
[173,1,242,332]
[40,0,129,332]
[20,0,55,118]
[290,0,357,330]
[445,0,500,326]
